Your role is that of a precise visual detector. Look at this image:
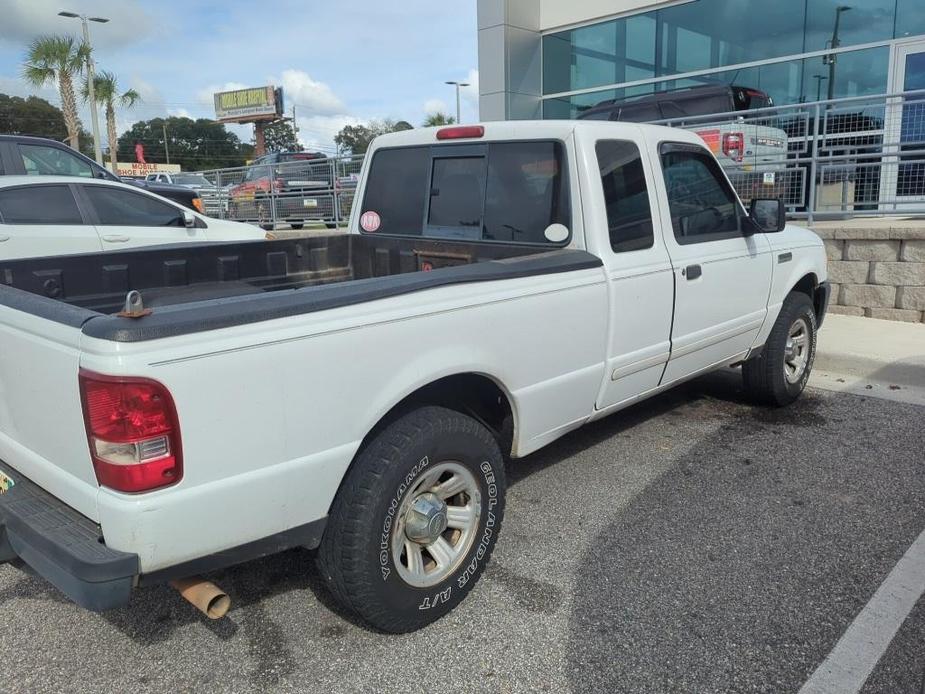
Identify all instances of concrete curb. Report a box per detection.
[811,314,925,405]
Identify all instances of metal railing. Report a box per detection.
[191,154,364,229]
[650,88,925,221]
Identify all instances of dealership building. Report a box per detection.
[477,0,925,120]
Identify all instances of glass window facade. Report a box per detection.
[542,0,921,117]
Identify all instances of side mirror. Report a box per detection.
[748,198,786,233]
[182,210,196,228]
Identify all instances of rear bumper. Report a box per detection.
[0,459,138,611]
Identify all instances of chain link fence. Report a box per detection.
[192,154,364,229]
[651,88,925,221]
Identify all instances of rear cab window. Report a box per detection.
[360,140,571,246]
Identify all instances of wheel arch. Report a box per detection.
[359,372,517,460]
[789,272,827,322]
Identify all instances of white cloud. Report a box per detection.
[273,69,345,117]
[423,98,449,115]
[0,0,156,49]
[195,81,248,106]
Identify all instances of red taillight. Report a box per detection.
[436,125,485,140]
[722,132,745,162]
[79,370,182,493]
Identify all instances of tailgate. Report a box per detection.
[0,300,99,521]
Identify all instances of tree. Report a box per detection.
[423,113,455,127]
[22,35,90,149]
[83,70,140,172]
[117,117,250,171]
[334,119,415,155]
[262,120,302,153]
[0,93,68,140]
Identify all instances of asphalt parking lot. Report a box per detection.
[0,371,922,694]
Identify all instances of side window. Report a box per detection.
[596,141,654,253]
[84,186,183,226]
[0,185,82,224]
[361,146,430,236]
[19,144,94,178]
[660,147,741,244]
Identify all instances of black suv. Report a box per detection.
[577,84,773,122]
[0,135,203,212]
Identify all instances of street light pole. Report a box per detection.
[445,80,470,124]
[59,11,109,165]
[824,6,852,101]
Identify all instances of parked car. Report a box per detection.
[0,135,205,213]
[0,176,267,259]
[0,121,828,633]
[578,84,790,198]
[228,151,334,229]
[145,172,229,216]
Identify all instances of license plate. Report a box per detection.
[763,172,777,185]
[0,470,15,494]
[239,192,254,201]
[303,199,318,208]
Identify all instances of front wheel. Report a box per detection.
[743,291,817,406]
[317,406,506,633]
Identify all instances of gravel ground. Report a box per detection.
[0,371,922,694]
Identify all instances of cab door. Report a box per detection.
[76,183,207,250]
[575,129,675,413]
[651,142,772,384]
[0,183,102,259]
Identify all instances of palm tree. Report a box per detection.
[423,112,456,127]
[83,71,140,172]
[22,35,90,149]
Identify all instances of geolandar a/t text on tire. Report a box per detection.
[317,406,506,633]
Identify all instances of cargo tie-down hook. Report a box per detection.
[116,290,153,319]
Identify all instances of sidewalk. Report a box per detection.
[812,313,925,405]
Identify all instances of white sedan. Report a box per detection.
[0,176,268,260]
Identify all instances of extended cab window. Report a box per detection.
[84,186,184,226]
[660,147,741,244]
[361,141,570,245]
[596,140,654,253]
[0,184,82,224]
[19,143,94,178]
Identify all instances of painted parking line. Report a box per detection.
[798,528,925,694]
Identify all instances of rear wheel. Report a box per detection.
[289,223,304,230]
[317,406,506,633]
[743,291,817,406]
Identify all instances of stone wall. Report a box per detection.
[814,224,925,323]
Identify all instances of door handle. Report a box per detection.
[101,235,130,243]
[0,235,9,242]
[682,264,702,280]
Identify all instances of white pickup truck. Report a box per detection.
[0,121,829,633]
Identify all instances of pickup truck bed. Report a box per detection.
[0,234,598,341]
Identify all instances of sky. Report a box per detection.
[0,0,480,158]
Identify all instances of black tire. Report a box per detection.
[325,222,338,229]
[317,406,506,633]
[743,291,817,406]
[289,223,304,230]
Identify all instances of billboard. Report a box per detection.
[213,86,283,123]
